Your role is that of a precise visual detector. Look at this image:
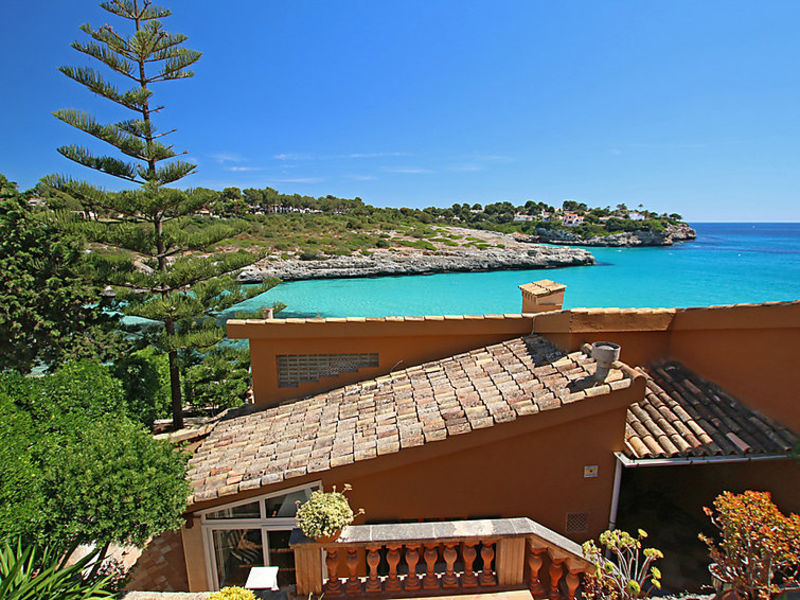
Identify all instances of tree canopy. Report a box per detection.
[0,175,122,374]
[0,361,189,551]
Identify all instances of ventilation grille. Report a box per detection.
[566,512,589,534]
[277,353,379,387]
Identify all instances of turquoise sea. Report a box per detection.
[230,223,800,318]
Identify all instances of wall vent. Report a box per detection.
[277,353,379,388]
[566,512,589,534]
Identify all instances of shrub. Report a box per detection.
[299,249,323,261]
[699,490,800,600]
[582,529,664,600]
[296,485,363,540]
[208,587,256,600]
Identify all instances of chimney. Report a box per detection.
[519,279,566,314]
[591,341,621,382]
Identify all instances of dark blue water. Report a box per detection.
[232,223,800,318]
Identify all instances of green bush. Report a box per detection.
[112,348,170,427]
[184,347,251,414]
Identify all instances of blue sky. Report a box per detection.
[2,1,799,221]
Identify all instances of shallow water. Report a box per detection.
[229,223,800,318]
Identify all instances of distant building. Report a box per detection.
[513,213,534,222]
[562,213,584,226]
[628,211,645,221]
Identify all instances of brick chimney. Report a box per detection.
[519,279,566,314]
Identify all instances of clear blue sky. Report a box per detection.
[2,1,799,221]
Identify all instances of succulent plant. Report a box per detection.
[296,484,363,540]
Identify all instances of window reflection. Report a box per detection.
[265,488,313,518]
[212,529,264,588]
[206,501,260,520]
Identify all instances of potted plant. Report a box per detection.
[699,490,800,600]
[296,484,364,543]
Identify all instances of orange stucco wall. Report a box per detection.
[229,315,537,407]
[338,403,630,542]
[534,302,800,430]
[668,304,800,432]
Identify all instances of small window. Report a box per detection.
[206,501,260,520]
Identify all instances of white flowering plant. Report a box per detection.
[582,529,664,600]
[296,484,364,540]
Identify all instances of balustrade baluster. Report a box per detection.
[403,544,421,592]
[549,557,566,600]
[325,548,343,595]
[345,549,361,595]
[527,546,547,597]
[422,543,440,590]
[442,542,459,589]
[479,539,497,587]
[461,541,479,588]
[385,544,403,593]
[565,563,584,600]
[365,546,382,593]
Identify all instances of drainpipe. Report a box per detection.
[607,454,624,531]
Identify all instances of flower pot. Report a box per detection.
[315,530,341,545]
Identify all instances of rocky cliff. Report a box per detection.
[531,223,696,247]
[239,244,594,282]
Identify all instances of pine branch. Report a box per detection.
[70,39,135,80]
[78,23,135,61]
[56,145,141,182]
[138,160,196,185]
[54,109,148,160]
[58,66,152,112]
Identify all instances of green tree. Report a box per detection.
[0,175,123,374]
[0,367,190,555]
[45,0,279,428]
[183,346,251,414]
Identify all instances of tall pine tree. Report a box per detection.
[45,0,279,428]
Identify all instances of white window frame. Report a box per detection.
[199,481,321,591]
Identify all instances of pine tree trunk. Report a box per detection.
[166,343,183,430]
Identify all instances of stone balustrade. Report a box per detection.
[290,517,592,599]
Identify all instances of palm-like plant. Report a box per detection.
[0,541,112,600]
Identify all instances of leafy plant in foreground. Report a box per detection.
[699,490,800,600]
[582,529,664,600]
[0,540,112,600]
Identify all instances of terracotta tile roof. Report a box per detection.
[625,361,798,460]
[187,335,634,505]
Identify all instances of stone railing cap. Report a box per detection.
[290,517,584,559]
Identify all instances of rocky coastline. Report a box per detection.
[529,223,697,247]
[238,244,594,282]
